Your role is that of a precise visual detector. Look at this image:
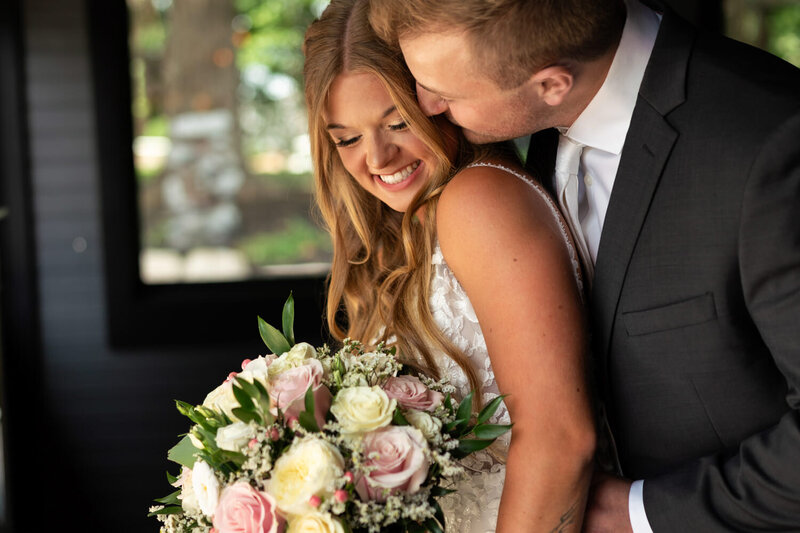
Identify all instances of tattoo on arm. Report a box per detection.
[549,499,579,533]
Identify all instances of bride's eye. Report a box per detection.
[389,121,408,131]
[335,136,359,147]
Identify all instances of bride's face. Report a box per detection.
[325,71,444,213]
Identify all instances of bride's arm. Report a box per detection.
[437,164,596,532]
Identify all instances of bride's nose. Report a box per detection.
[366,134,397,170]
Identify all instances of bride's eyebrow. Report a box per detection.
[326,105,398,130]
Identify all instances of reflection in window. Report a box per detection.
[127,0,331,284]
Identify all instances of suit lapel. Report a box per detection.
[591,7,695,373]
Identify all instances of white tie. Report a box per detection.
[555,135,594,282]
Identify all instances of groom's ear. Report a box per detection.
[530,66,573,107]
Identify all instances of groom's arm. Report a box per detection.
[640,111,800,531]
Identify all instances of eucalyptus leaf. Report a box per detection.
[258,316,291,355]
[472,423,513,440]
[167,436,198,469]
[477,395,507,425]
[282,292,295,345]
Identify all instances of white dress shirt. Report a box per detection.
[554,1,661,531]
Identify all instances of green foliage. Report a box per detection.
[237,217,332,266]
[768,4,800,67]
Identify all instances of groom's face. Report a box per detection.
[400,30,549,144]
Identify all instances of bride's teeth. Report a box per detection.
[378,161,419,184]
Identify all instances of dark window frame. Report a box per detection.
[87,0,328,348]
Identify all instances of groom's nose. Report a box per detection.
[416,82,449,116]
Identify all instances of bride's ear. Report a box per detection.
[530,66,573,107]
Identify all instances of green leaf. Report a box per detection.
[282,292,295,345]
[472,423,513,440]
[231,407,261,424]
[430,485,456,497]
[232,382,255,411]
[166,471,179,485]
[298,410,320,432]
[147,505,183,517]
[304,385,315,415]
[392,408,409,426]
[477,395,507,425]
[456,391,474,426]
[423,517,444,533]
[258,315,291,355]
[434,501,446,530]
[155,490,181,506]
[455,438,495,457]
[167,436,198,469]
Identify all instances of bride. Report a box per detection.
[303,0,596,531]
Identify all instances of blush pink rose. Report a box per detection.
[355,426,430,502]
[213,482,284,533]
[381,375,443,412]
[269,359,331,429]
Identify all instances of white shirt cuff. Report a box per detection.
[629,479,654,533]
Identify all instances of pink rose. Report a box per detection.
[355,426,430,501]
[213,482,284,533]
[269,359,331,429]
[381,375,443,412]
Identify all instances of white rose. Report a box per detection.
[267,436,344,516]
[215,421,256,452]
[330,386,396,435]
[238,355,272,387]
[191,460,220,518]
[176,466,201,514]
[269,343,317,377]
[404,409,443,441]
[202,380,238,420]
[288,511,346,533]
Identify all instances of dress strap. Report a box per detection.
[465,161,585,296]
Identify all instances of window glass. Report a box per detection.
[127,0,331,284]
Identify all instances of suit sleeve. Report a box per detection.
[643,110,800,531]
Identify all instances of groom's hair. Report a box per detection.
[369,0,626,89]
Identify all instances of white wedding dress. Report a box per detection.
[429,162,583,533]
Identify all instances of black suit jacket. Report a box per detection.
[529,4,800,530]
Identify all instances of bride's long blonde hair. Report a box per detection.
[303,0,486,394]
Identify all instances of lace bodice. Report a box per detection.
[430,162,582,532]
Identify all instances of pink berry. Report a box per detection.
[286,416,299,430]
[269,427,281,441]
[227,371,238,382]
[335,489,348,503]
[248,438,258,449]
[309,495,321,508]
[343,471,354,484]
[241,358,251,370]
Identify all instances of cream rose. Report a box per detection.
[355,426,430,501]
[238,355,273,387]
[269,343,317,377]
[404,409,443,441]
[382,375,444,412]
[267,436,344,516]
[176,466,200,514]
[287,511,346,533]
[191,460,220,517]
[202,380,238,420]
[330,386,396,435]
[215,421,257,452]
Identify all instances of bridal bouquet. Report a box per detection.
[150,295,511,533]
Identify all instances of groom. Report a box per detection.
[369,0,800,530]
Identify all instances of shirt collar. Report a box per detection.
[564,0,661,154]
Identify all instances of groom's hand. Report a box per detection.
[582,471,633,533]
